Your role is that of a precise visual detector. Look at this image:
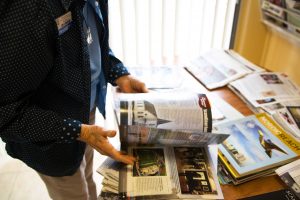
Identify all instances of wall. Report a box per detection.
[234,0,300,85]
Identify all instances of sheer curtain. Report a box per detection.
[108,0,237,67]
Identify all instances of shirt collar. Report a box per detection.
[60,0,74,11]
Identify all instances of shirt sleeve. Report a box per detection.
[106,49,130,85]
[0,2,80,146]
[58,119,82,143]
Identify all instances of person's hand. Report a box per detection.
[115,75,148,93]
[78,124,135,165]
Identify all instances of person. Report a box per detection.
[0,0,148,199]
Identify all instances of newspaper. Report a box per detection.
[113,92,227,199]
[276,159,300,199]
[229,72,300,112]
[184,49,264,90]
[97,145,222,200]
[122,146,223,199]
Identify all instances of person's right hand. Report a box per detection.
[78,124,135,165]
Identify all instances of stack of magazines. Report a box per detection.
[216,113,300,185]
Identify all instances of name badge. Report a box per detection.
[55,11,73,35]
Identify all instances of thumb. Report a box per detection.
[103,130,116,138]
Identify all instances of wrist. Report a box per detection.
[115,75,130,86]
[79,124,90,141]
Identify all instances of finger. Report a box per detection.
[109,148,136,165]
[90,144,108,156]
[102,130,116,138]
[133,81,148,93]
[114,154,136,165]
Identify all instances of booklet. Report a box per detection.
[184,49,264,90]
[216,113,300,179]
[114,92,228,199]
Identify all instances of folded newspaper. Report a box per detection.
[184,49,264,90]
[228,72,300,113]
[97,92,229,199]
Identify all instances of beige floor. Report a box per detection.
[0,106,119,200]
[0,149,106,200]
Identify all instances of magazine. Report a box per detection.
[113,92,228,199]
[228,72,300,113]
[215,113,300,182]
[276,159,300,199]
[184,49,264,90]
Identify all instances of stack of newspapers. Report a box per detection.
[216,113,300,185]
[97,158,120,199]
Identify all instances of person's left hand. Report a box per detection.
[115,75,148,93]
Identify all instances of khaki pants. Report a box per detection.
[39,110,97,200]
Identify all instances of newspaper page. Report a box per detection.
[207,93,244,127]
[216,113,300,177]
[276,159,300,199]
[127,66,183,89]
[261,98,300,114]
[119,92,211,132]
[184,49,256,90]
[124,146,175,197]
[225,49,265,73]
[119,125,229,146]
[123,146,223,199]
[229,72,300,109]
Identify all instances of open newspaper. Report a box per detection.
[102,92,229,199]
[228,72,300,113]
[216,113,300,185]
[184,49,264,90]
